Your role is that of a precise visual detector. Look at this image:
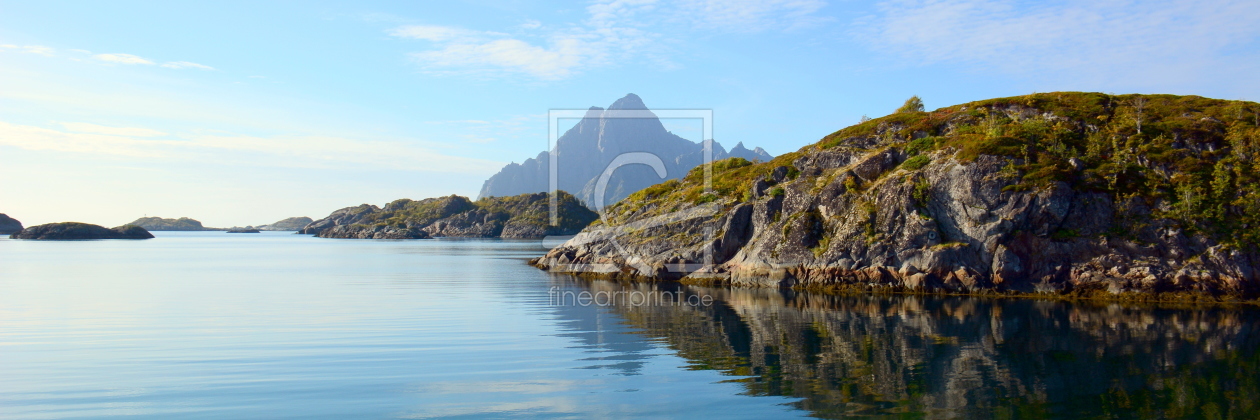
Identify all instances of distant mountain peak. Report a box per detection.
[478,94,774,207]
[608,93,647,110]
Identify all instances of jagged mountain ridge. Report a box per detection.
[478,94,772,208]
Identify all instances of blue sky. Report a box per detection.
[2,0,1258,227]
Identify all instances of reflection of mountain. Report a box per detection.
[553,276,1260,418]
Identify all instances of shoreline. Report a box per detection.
[533,261,1260,308]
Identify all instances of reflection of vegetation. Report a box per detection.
[563,278,1260,418]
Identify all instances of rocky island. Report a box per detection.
[0,213,22,234]
[127,217,220,231]
[10,222,154,239]
[256,217,312,231]
[301,191,598,239]
[532,93,1260,301]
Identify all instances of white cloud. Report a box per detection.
[388,0,829,80]
[93,53,154,65]
[390,3,658,80]
[672,0,830,32]
[160,61,215,70]
[389,25,483,41]
[1,44,55,56]
[410,38,595,80]
[863,0,1260,89]
[59,122,168,137]
[0,120,503,174]
[391,24,599,79]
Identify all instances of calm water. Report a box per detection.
[1,232,1257,418]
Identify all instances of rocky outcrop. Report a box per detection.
[297,204,380,235]
[256,217,313,231]
[0,213,22,234]
[478,94,773,208]
[532,93,1260,300]
[10,222,154,239]
[303,191,598,239]
[127,216,218,231]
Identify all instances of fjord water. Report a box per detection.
[1,233,1257,418]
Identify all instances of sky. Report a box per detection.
[1,0,1258,227]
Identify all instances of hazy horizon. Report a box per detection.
[3,0,1258,227]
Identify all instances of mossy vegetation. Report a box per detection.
[901,155,930,170]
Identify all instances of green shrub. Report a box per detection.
[902,155,930,171]
[906,136,943,155]
[770,187,785,197]
[912,180,931,207]
[897,96,925,113]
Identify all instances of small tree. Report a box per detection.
[1129,96,1148,134]
[897,96,925,113]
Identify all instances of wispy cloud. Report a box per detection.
[672,0,830,32]
[0,44,55,56]
[389,0,828,80]
[9,43,218,71]
[60,122,168,137]
[0,120,503,174]
[390,25,488,41]
[862,0,1260,89]
[93,53,154,65]
[160,61,215,70]
[0,121,173,158]
[391,20,624,80]
[408,37,597,80]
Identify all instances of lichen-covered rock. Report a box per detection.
[10,222,154,240]
[532,92,1260,300]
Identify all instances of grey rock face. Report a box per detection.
[0,213,22,234]
[478,94,773,208]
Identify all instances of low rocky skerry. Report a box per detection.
[532,92,1260,301]
[10,222,154,240]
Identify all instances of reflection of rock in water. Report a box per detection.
[550,275,1260,418]
[544,281,659,376]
